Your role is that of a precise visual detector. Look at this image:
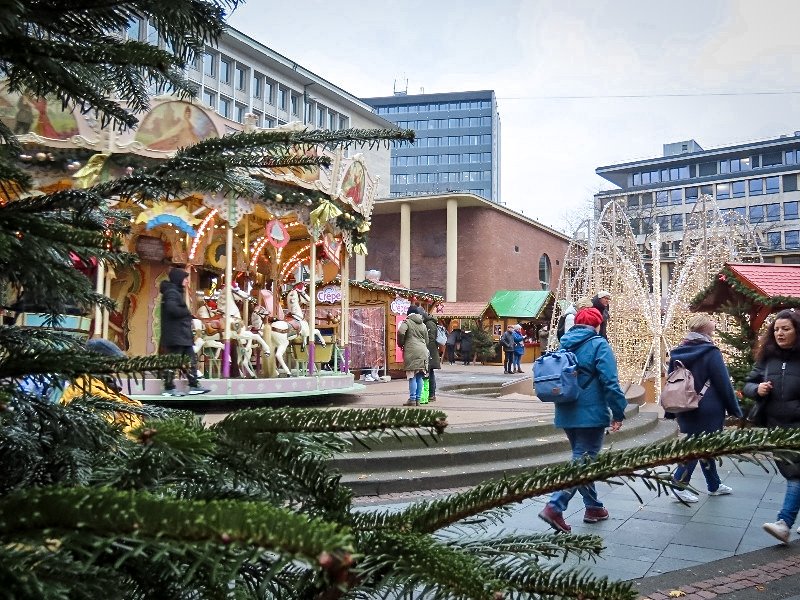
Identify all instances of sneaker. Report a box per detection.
[364,374,375,382]
[709,484,733,496]
[161,390,185,397]
[764,519,791,544]
[674,488,699,503]
[538,504,571,533]
[403,399,418,407]
[583,506,609,523]
[428,395,437,402]
[187,386,211,395]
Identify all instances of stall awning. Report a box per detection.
[486,290,553,319]
[434,301,488,319]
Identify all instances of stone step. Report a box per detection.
[340,417,678,496]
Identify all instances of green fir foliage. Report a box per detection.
[2,2,799,599]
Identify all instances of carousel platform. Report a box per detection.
[129,372,362,404]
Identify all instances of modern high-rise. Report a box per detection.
[122,20,394,195]
[595,134,800,270]
[362,90,501,202]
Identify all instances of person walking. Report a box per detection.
[538,307,627,533]
[512,324,525,373]
[397,305,429,406]
[160,267,209,397]
[445,327,460,365]
[423,312,442,402]
[666,314,742,503]
[743,309,800,544]
[591,290,612,340]
[500,325,515,374]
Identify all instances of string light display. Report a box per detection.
[188,208,218,260]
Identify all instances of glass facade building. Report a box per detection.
[362,90,501,202]
[595,134,800,264]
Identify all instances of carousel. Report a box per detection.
[0,89,381,401]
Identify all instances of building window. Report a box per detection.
[766,176,781,194]
[732,180,746,198]
[538,254,551,290]
[235,65,246,90]
[203,52,215,77]
[317,106,325,128]
[784,174,798,192]
[252,74,262,98]
[339,116,348,130]
[235,103,246,123]
[785,201,799,220]
[766,203,781,221]
[219,96,231,118]
[749,205,765,223]
[671,213,683,231]
[264,79,274,104]
[220,59,231,84]
[786,230,800,249]
[763,151,783,167]
[278,88,287,111]
[669,189,683,205]
[251,110,261,127]
[290,94,299,116]
[126,17,141,40]
[627,195,639,208]
[767,231,782,250]
[698,161,717,177]
[700,184,714,199]
[716,183,730,200]
[656,215,670,231]
[202,89,215,109]
[749,178,764,196]
[685,186,699,203]
[641,192,653,206]
[656,191,668,206]
[264,116,275,128]
[146,21,158,45]
[329,111,337,130]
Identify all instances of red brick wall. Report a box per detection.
[363,205,569,303]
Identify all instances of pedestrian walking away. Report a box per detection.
[159,267,210,397]
[423,312,442,402]
[664,314,742,503]
[538,307,627,533]
[743,309,800,544]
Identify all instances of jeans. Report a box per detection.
[503,349,514,372]
[778,478,800,527]
[673,459,721,492]
[163,345,199,389]
[548,427,606,512]
[512,352,522,370]
[408,371,425,401]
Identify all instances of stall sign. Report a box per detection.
[135,236,165,262]
[390,296,411,316]
[317,285,342,304]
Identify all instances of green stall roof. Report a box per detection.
[486,290,553,318]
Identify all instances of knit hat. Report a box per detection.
[574,307,603,327]
[597,290,612,299]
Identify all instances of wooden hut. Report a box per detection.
[483,290,554,363]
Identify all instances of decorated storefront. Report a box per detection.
[483,290,554,363]
[0,88,393,398]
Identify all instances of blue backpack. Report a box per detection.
[533,335,598,403]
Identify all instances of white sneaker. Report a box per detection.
[709,484,732,496]
[674,488,699,503]
[764,520,791,544]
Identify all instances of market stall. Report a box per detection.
[482,290,554,363]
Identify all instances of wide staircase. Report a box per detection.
[332,379,679,498]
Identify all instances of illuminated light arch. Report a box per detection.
[279,240,324,280]
[188,208,218,260]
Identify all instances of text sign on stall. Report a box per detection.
[390,296,411,316]
[317,285,342,304]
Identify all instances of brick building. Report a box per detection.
[360,193,570,303]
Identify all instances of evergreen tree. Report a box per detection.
[3,3,800,600]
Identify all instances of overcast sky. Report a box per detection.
[228,0,800,233]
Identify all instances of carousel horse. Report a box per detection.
[275,284,312,349]
[252,305,325,377]
[231,318,271,378]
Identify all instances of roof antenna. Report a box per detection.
[393,77,408,96]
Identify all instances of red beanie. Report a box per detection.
[574,307,603,327]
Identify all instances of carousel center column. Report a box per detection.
[222,197,236,378]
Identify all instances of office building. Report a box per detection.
[362,90,501,202]
[595,134,800,273]
[123,20,394,196]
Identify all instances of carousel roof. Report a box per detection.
[485,290,553,319]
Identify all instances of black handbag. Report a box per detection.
[746,399,768,427]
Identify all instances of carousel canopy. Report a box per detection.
[485,290,553,319]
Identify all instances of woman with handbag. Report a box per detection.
[665,314,742,503]
[743,308,800,544]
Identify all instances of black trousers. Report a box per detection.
[163,345,199,389]
[503,349,514,372]
[446,344,456,364]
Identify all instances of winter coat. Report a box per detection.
[459,331,474,355]
[591,295,610,340]
[159,269,194,347]
[446,329,461,347]
[665,338,742,434]
[513,331,525,356]
[423,315,442,370]
[500,330,515,352]
[744,350,800,479]
[397,313,429,372]
[553,325,628,429]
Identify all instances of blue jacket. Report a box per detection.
[666,339,742,434]
[513,331,525,356]
[554,325,628,428]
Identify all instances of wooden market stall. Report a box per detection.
[483,290,554,363]
[315,278,442,379]
[432,301,488,364]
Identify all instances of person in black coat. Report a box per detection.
[459,330,474,366]
[160,267,208,397]
[591,291,611,340]
[445,327,461,365]
[666,314,741,502]
[744,308,800,543]
[422,312,442,401]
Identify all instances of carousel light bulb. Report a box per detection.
[35,152,47,161]
[125,166,134,175]
[275,194,283,202]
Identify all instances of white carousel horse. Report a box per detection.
[278,286,312,349]
[252,305,325,377]
[192,318,224,358]
[231,319,271,378]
